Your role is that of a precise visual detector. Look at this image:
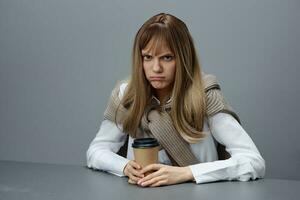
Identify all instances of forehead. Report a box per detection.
[141,38,172,55]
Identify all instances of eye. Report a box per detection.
[143,55,152,61]
[163,55,174,61]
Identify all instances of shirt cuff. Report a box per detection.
[89,150,131,177]
[106,156,130,177]
[188,159,236,184]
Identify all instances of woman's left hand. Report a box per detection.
[137,164,194,187]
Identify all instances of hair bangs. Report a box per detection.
[139,23,174,55]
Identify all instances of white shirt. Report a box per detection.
[86,83,265,184]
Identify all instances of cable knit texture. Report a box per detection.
[103,73,240,167]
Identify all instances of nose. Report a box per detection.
[152,58,162,73]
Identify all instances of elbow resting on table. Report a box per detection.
[86,148,94,169]
[252,154,266,179]
[86,146,100,169]
[236,154,266,181]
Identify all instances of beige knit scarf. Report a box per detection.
[104,73,240,167]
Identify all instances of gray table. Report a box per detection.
[0,160,299,200]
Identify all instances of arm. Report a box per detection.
[87,82,131,176]
[86,119,130,177]
[189,112,266,184]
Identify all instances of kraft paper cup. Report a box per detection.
[132,138,159,175]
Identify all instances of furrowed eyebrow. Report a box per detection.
[158,53,174,58]
[141,52,174,56]
[161,53,174,56]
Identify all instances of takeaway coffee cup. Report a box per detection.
[132,138,159,172]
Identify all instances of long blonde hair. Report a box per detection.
[118,13,207,143]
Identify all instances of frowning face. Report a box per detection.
[142,40,176,99]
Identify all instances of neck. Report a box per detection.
[154,88,172,105]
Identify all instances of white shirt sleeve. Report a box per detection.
[189,113,266,184]
[86,119,130,177]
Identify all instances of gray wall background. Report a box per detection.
[0,0,299,180]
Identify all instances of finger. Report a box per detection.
[141,175,165,187]
[127,164,144,178]
[124,161,137,176]
[150,180,167,187]
[128,178,137,185]
[130,161,142,170]
[138,170,164,185]
[130,168,144,178]
[128,172,141,182]
[140,164,161,174]
[127,167,140,182]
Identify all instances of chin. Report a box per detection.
[151,83,167,89]
[149,80,173,90]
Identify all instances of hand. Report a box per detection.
[137,164,194,187]
[123,160,144,184]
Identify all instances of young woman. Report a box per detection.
[86,13,265,187]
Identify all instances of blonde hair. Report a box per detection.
[118,13,207,143]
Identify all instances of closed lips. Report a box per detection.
[150,77,165,80]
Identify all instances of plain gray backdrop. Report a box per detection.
[0,0,299,180]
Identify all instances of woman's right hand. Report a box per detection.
[123,160,144,184]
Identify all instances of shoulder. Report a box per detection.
[118,82,129,99]
[201,71,220,92]
[108,79,129,101]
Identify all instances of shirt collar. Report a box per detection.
[151,95,172,105]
